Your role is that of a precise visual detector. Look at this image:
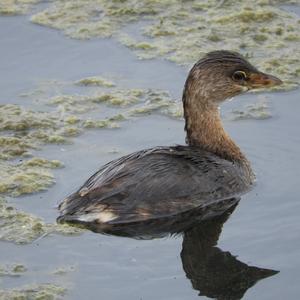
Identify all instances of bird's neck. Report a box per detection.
[184,97,248,165]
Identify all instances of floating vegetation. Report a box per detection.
[229,96,272,121]
[76,76,115,87]
[0,104,57,132]
[0,105,70,195]
[51,265,75,276]
[0,158,63,196]
[0,104,68,160]
[0,78,181,195]
[0,0,39,15]
[128,90,183,119]
[48,84,181,120]
[48,88,144,113]
[83,118,120,129]
[89,88,144,106]
[21,79,179,119]
[0,262,68,299]
[0,136,34,160]
[0,197,83,244]
[0,264,27,277]
[0,262,67,299]
[0,283,66,300]
[23,0,300,89]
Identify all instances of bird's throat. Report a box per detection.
[184,105,246,163]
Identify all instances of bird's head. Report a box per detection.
[184,50,282,107]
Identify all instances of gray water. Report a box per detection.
[1,13,300,300]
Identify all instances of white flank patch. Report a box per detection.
[77,211,118,223]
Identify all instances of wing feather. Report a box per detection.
[58,146,252,224]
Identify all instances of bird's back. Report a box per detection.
[58,145,253,225]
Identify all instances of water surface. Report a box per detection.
[1,10,300,300]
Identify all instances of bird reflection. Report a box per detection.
[75,199,278,299]
[181,204,278,299]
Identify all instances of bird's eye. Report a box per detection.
[232,71,247,81]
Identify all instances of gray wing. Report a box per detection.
[58,146,252,224]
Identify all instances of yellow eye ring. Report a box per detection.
[232,71,247,81]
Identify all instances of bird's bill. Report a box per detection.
[248,72,283,89]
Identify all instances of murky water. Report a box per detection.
[1,5,300,300]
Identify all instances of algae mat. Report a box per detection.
[0,283,66,300]
[0,79,181,185]
[0,76,183,245]
[2,0,299,89]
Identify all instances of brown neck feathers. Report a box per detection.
[183,89,247,164]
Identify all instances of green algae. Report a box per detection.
[80,113,125,130]
[76,76,115,87]
[25,80,181,123]
[0,0,39,15]
[3,1,300,89]
[0,198,46,244]
[0,79,183,213]
[0,158,63,196]
[23,158,63,169]
[48,88,144,113]
[49,95,91,114]
[60,126,82,137]
[0,262,67,300]
[0,104,71,160]
[27,0,300,89]
[0,283,66,300]
[12,264,27,273]
[0,105,67,195]
[0,197,83,245]
[83,119,120,129]
[216,9,277,24]
[253,34,268,42]
[51,266,75,276]
[0,264,27,277]
[128,90,183,119]
[229,96,272,121]
[0,136,34,160]
[29,0,161,39]
[0,104,56,131]
[0,78,182,196]
[65,115,80,125]
[91,89,143,106]
[34,79,177,118]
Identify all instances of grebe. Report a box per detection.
[57,50,282,226]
